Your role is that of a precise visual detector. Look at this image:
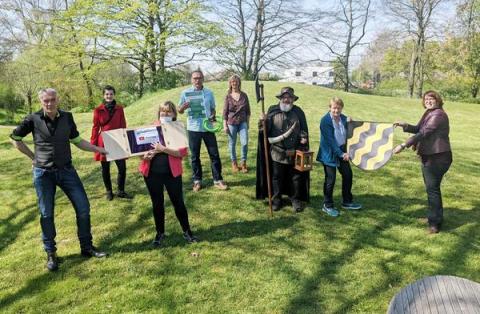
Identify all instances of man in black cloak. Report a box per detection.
[256,87,310,212]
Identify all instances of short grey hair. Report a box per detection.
[38,88,58,99]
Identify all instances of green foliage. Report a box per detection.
[1,82,478,313]
[0,83,24,123]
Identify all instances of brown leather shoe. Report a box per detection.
[214,180,228,190]
[231,161,239,173]
[193,182,202,192]
[240,161,248,173]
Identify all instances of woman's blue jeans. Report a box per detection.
[227,122,248,162]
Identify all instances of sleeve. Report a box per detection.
[10,115,34,141]
[320,117,344,158]
[178,91,186,108]
[223,95,229,120]
[403,123,419,134]
[68,113,82,144]
[405,113,445,147]
[210,91,216,111]
[90,108,100,145]
[245,94,251,117]
[119,107,127,128]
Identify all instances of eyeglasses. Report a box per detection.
[192,76,203,80]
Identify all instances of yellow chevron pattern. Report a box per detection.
[347,122,394,171]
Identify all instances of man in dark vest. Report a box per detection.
[10,88,108,271]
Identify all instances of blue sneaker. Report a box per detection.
[322,204,340,217]
[342,202,362,210]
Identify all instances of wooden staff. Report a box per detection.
[257,80,273,216]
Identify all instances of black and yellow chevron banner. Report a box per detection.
[347,121,394,171]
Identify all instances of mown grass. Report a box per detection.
[0,82,479,313]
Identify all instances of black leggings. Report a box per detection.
[101,160,126,192]
[144,172,191,234]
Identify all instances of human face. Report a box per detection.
[104,90,115,103]
[280,94,294,105]
[40,93,59,117]
[230,79,240,91]
[191,72,204,90]
[329,103,343,119]
[424,95,437,109]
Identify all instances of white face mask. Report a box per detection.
[280,102,293,112]
[160,116,173,123]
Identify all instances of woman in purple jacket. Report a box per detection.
[394,90,452,234]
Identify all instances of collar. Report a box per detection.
[329,112,342,123]
[41,110,61,120]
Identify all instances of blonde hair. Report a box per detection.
[228,74,242,94]
[329,97,344,108]
[157,101,177,121]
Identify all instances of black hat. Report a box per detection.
[276,87,299,101]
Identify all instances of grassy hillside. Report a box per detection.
[0,82,478,313]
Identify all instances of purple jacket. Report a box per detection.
[403,108,451,156]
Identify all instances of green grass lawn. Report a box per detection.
[0,82,479,313]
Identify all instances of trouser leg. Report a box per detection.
[115,159,127,192]
[164,175,191,233]
[33,167,57,253]
[422,162,450,226]
[101,161,112,192]
[144,173,166,234]
[58,167,93,251]
[188,131,203,182]
[323,164,337,207]
[338,159,353,204]
[203,132,223,181]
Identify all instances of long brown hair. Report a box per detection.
[228,74,242,94]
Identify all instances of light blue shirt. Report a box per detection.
[330,112,346,147]
[179,86,216,132]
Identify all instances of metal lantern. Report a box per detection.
[294,150,314,172]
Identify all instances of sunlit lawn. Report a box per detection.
[0,82,478,313]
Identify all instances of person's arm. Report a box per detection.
[178,92,189,114]
[223,95,229,133]
[150,143,187,158]
[90,108,100,145]
[11,139,35,161]
[10,115,35,162]
[120,106,127,128]
[245,94,251,128]
[395,112,445,153]
[74,138,107,154]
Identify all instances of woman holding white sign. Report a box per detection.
[139,101,198,246]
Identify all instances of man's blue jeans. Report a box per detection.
[227,122,248,163]
[187,131,223,183]
[33,166,93,253]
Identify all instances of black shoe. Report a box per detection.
[183,231,199,244]
[272,200,282,212]
[81,246,108,258]
[46,252,58,271]
[152,233,165,247]
[116,191,133,199]
[292,200,304,213]
[106,191,114,201]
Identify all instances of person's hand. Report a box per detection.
[259,113,266,121]
[96,146,108,155]
[179,102,190,113]
[143,150,156,160]
[393,144,405,154]
[300,138,307,145]
[347,116,353,123]
[393,121,407,128]
[208,114,217,123]
[342,153,350,161]
[151,142,166,153]
[223,126,229,134]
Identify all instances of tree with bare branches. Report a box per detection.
[213,0,313,80]
[384,0,444,98]
[311,0,371,92]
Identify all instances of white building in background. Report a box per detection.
[279,66,335,87]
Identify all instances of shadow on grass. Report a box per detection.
[0,204,37,254]
[101,215,298,254]
[0,253,91,309]
[284,193,480,313]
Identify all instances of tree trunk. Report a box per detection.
[252,0,264,79]
[408,42,418,98]
[139,61,145,98]
[27,91,32,114]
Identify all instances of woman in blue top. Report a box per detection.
[317,97,361,217]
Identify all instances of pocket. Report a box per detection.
[33,167,46,178]
[63,165,77,173]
